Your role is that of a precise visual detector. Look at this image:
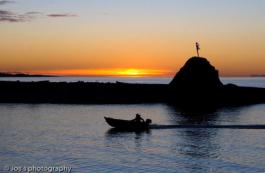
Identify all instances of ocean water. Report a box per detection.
[0,103,265,173]
[0,77,265,172]
[0,77,265,88]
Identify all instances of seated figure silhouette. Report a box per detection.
[132,113,145,123]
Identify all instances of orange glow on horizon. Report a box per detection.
[28,68,171,77]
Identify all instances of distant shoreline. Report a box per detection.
[250,75,265,77]
[0,72,57,77]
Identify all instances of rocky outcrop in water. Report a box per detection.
[170,57,223,89]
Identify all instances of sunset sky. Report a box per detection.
[0,0,265,77]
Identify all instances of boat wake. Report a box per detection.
[149,124,265,129]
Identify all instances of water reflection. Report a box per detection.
[1,103,265,173]
[165,104,252,125]
[165,105,221,162]
[167,104,220,125]
[162,104,265,172]
[103,104,251,165]
[106,128,150,135]
[105,129,151,153]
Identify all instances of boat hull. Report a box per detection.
[104,117,149,131]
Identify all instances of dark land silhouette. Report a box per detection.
[0,57,265,105]
[0,72,55,77]
[251,74,265,77]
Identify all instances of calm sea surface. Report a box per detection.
[0,77,265,173]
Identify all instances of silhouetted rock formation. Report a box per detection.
[170,57,223,89]
[168,57,224,106]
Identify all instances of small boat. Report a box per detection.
[104,117,152,131]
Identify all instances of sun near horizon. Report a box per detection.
[24,68,171,77]
[1,1,265,77]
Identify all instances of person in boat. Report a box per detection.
[132,113,145,123]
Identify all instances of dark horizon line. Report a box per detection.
[0,71,264,78]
